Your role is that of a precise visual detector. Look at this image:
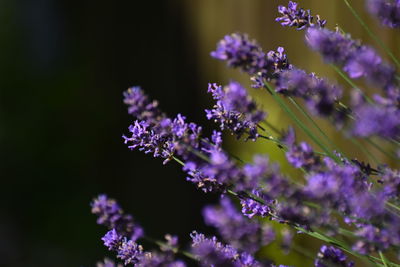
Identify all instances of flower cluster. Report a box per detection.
[210,33,291,88]
[206,82,266,140]
[190,231,264,267]
[89,1,400,266]
[91,194,144,241]
[92,195,187,266]
[203,198,275,254]
[276,1,326,30]
[314,246,354,267]
[367,0,400,28]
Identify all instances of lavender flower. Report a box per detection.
[211,33,267,75]
[314,245,354,267]
[206,82,266,140]
[190,231,262,267]
[107,3,400,264]
[123,114,203,164]
[305,28,357,65]
[277,69,343,120]
[203,198,275,253]
[117,239,145,265]
[343,46,397,91]
[276,1,326,30]
[367,0,400,28]
[352,225,392,254]
[123,87,165,123]
[379,166,400,199]
[91,195,144,241]
[351,104,400,139]
[102,229,123,251]
[306,27,399,95]
[283,127,321,171]
[211,33,292,88]
[240,189,272,218]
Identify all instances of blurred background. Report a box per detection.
[1,0,399,266]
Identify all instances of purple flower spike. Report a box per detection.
[352,104,400,139]
[240,189,272,218]
[283,127,321,171]
[367,0,400,28]
[91,195,144,241]
[306,27,399,95]
[123,86,165,123]
[306,28,356,65]
[190,231,262,267]
[211,33,267,75]
[203,197,274,253]
[117,239,144,265]
[314,245,354,267]
[102,229,123,251]
[206,82,266,140]
[276,1,326,30]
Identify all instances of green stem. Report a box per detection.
[349,138,379,165]
[172,156,185,166]
[365,138,398,160]
[386,202,400,213]
[379,251,389,267]
[342,0,400,68]
[390,138,400,147]
[295,227,398,267]
[288,97,346,158]
[264,82,340,163]
[260,121,283,136]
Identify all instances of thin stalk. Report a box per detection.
[288,97,346,158]
[260,121,283,136]
[291,244,315,261]
[144,236,197,261]
[379,251,389,267]
[342,0,400,68]
[365,138,398,161]
[259,133,328,157]
[294,227,377,266]
[331,64,374,104]
[390,138,400,147]
[296,227,400,267]
[172,156,185,166]
[387,202,400,213]
[349,138,379,164]
[264,82,340,163]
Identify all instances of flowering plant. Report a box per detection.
[91,1,400,266]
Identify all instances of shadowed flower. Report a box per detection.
[203,197,275,253]
[91,195,144,241]
[190,231,262,267]
[123,86,165,123]
[367,0,400,28]
[314,245,354,267]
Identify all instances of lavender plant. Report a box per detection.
[90,1,400,266]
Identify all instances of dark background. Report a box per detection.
[0,1,216,266]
